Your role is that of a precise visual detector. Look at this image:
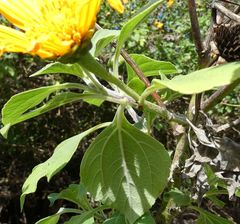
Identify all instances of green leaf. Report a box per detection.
[163,188,191,206]
[64,206,106,224]
[80,107,171,223]
[20,122,111,210]
[65,215,94,224]
[31,62,84,78]
[35,208,82,224]
[114,0,164,74]
[48,183,89,209]
[1,83,85,126]
[205,195,225,208]
[90,29,120,57]
[151,62,240,94]
[0,123,11,138]
[4,92,84,128]
[103,213,126,224]
[83,91,104,107]
[103,212,155,224]
[0,84,96,137]
[128,77,146,95]
[135,213,156,224]
[126,54,178,83]
[126,54,178,94]
[192,207,233,224]
[203,188,228,198]
[235,188,240,197]
[204,164,227,189]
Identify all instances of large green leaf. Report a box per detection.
[151,62,240,94]
[126,54,178,82]
[90,29,120,57]
[48,184,89,209]
[114,0,163,74]
[192,207,233,224]
[80,107,171,223]
[31,62,84,78]
[20,122,111,209]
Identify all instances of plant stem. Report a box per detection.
[188,0,204,60]
[140,85,159,105]
[75,48,188,125]
[60,82,94,91]
[120,49,165,107]
[187,0,210,123]
[95,23,165,107]
[83,69,107,94]
[144,101,187,125]
[77,52,140,102]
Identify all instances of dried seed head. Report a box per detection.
[214,24,240,62]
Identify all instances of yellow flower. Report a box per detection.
[154,20,164,30]
[167,0,174,7]
[0,0,101,59]
[107,0,128,14]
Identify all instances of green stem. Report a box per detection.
[83,69,107,94]
[144,101,187,125]
[77,52,140,102]
[82,93,137,106]
[140,85,159,105]
[60,82,93,91]
[71,50,188,126]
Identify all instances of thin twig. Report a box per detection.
[120,50,166,108]
[215,118,240,132]
[217,0,240,7]
[169,133,187,180]
[201,79,240,112]
[213,2,240,23]
[187,0,206,123]
[187,0,204,62]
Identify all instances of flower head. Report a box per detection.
[0,0,101,59]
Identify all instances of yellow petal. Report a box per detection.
[107,0,125,13]
[0,0,40,30]
[78,0,101,38]
[0,25,29,54]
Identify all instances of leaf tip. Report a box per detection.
[0,123,11,138]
